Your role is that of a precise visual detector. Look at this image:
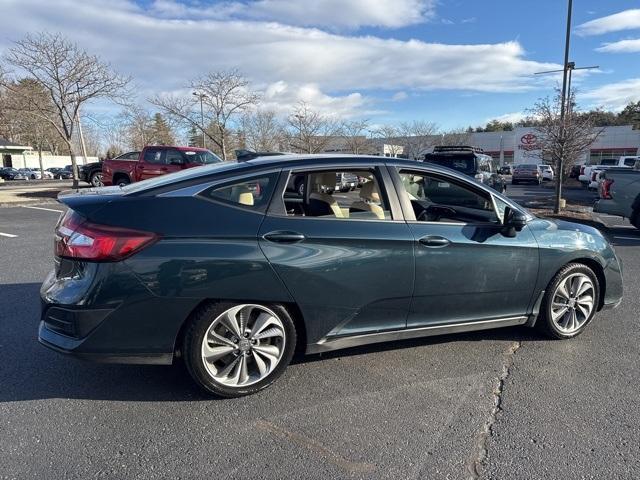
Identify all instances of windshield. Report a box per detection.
[184,150,222,165]
[515,164,538,170]
[425,154,476,175]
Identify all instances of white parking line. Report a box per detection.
[0,232,18,238]
[22,205,63,213]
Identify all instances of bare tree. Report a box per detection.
[339,119,372,154]
[530,89,603,182]
[398,120,438,159]
[1,32,130,188]
[373,124,404,157]
[151,70,259,160]
[240,109,284,152]
[286,102,338,154]
[438,128,473,147]
[0,78,62,175]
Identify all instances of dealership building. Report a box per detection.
[467,125,640,166]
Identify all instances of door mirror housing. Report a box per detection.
[501,206,527,237]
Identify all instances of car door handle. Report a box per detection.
[419,236,451,248]
[263,231,306,243]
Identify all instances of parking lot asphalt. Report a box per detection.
[1,201,639,479]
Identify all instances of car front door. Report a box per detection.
[258,164,414,346]
[391,166,539,328]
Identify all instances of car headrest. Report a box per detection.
[359,181,380,203]
[312,172,337,187]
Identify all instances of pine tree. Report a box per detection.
[151,113,175,145]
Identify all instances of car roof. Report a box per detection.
[145,145,209,152]
[126,153,495,196]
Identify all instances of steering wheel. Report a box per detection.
[417,205,458,222]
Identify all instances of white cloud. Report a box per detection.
[392,91,408,101]
[576,9,640,36]
[149,0,436,29]
[486,112,527,124]
[583,78,640,111]
[596,38,640,53]
[260,81,374,118]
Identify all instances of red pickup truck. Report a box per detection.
[102,146,222,186]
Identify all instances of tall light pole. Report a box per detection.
[556,0,573,214]
[192,92,207,148]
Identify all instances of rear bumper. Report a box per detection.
[38,323,173,364]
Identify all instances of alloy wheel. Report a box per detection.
[201,304,286,387]
[550,273,595,333]
[91,172,104,187]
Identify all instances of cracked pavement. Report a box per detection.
[1,205,639,479]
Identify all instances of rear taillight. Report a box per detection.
[54,210,157,261]
[591,172,597,182]
[601,179,614,200]
[580,166,585,175]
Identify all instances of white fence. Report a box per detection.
[14,153,99,169]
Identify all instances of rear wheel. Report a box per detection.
[115,176,130,187]
[183,302,296,397]
[537,263,599,339]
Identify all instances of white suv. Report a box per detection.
[539,165,554,181]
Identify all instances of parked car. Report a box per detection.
[512,164,542,185]
[578,157,639,187]
[0,167,28,181]
[594,167,640,229]
[498,165,512,175]
[569,164,583,179]
[20,168,54,180]
[590,158,640,192]
[539,164,554,181]
[102,147,220,186]
[424,146,506,193]
[39,154,623,398]
[78,161,106,187]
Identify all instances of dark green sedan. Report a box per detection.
[39,155,623,397]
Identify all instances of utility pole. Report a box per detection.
[533,0,598,212]
[77,111,89,165]
[555,0,573,213]
[192,92,207,148]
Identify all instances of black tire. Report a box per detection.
[630,209,640,230]
[536,263,600,339]
[183,302,297,398]
[90,171,104,187]
[296,180,305,196]
[115,176,130,187]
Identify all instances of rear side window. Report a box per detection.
[203,173,278,211]
[624,158,636,167]
[143,148,166,164]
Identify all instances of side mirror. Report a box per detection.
[502,206,527,238]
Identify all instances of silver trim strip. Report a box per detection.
[306,315,528,354]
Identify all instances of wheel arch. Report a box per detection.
[172,298,307,362]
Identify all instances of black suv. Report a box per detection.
[424,146,506,193]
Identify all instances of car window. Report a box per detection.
[624,158,636,167]
[204,173,277,211]
[143,148,166,164]
[398,169,498,224]
[165,149,184,165]
[282,169,391,221]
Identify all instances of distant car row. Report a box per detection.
[0,167,58,181]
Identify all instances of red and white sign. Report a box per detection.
[514,128,542,164]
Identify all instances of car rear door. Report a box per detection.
[391,165,539,327]
[258,163,414,346]
[136,148,182,180]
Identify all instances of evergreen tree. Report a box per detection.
[150,113,175,145]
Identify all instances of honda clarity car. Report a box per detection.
[39,155,623,397]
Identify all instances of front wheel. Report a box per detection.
[537,263,599,339]
[183,302,296,397]
[90,171,104,187]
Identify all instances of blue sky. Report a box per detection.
[2,0,640,129]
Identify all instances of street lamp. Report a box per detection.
[192,92,208,148]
